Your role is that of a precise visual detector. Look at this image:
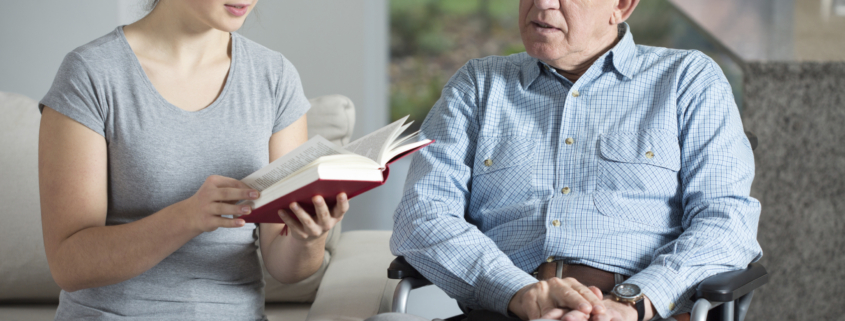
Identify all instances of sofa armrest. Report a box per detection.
[306,94,356,149]
[307,231,398,321]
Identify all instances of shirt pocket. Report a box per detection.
[593,129,682,228]
[469,135,535,214]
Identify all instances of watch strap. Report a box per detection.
[635,297,645,321]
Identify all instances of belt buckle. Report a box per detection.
[554,260,566,278]
[532,260,565,280]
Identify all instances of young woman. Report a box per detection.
[38,1,348,319]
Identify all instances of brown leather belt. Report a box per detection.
[535,261,624,293]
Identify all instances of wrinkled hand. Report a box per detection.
[278,193,348,243]
[182,175,259,233]
[560,298,637,321]
[508,277,606,321]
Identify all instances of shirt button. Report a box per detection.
[484,159,493,166]
[645,151,655,159]
[561,187,571,194]
[546,256,554,263]
[565,137,574,145]
[552,220,561,227]
[669,302,676,310]
[572,90,580,97]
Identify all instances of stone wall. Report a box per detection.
[742,62,845,321]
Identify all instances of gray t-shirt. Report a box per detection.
[39,26,310,320]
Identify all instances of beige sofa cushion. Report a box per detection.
[0,304,58,321]
[0,93,354,304]
[264,303,312,321]
[307,231,398,321]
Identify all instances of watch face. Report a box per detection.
[614,284,641,299]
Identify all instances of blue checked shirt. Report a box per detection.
[390,24,762,318]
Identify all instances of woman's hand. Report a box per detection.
[277,193,349,243]
[181,175,260,233]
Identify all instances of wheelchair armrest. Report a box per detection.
[388,256,435,313]
[745,131,758,151]
[388,256,432,284]
[695,263,768,302]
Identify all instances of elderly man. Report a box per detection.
[389,0,762,320]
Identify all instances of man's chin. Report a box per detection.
[525,46,567,64]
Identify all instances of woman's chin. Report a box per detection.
[213,19,247,33]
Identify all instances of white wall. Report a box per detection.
[0,1,123,100]
[237,1,389,142]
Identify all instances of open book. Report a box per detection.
[238,116,432,223]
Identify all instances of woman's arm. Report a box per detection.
[258,115,349,284]
[39,107,257,292]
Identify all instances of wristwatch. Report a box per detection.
[611,283,645,321]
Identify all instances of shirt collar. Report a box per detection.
[520,22,638,88]
[520,56,543,89]
[606,22,637,80]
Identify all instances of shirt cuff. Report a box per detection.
[624,265,694,319]
[474,263,538,316]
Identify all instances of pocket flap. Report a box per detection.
[473,135,533,176]
[599,130,680,171]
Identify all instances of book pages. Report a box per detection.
[242,136,350,191]
[344,115,410,166]
[389,131,420,151]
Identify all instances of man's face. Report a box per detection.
[519,0,618,65]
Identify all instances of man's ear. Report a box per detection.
[610,0,640,24]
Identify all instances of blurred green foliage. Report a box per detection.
[390,0,524,129]
[390,0,744,128]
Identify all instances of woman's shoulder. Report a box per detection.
[231,33,295,72]
[64,27,126,65]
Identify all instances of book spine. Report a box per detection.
[241,178,387,224]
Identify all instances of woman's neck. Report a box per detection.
[124,2,230,66]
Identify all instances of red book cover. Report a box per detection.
[241,140,433,224]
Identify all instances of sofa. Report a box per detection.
[0,92,398,321]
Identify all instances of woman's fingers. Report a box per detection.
[278,209,303,232]
[213,216,245,228]
[210,187,258,202]
[207,175,253,189]
[332,193,349,219]
[311,195,332,226]
[207,202,251,216]
[288,202,321,235]
[271,194,348,241]
[188,175,261,232]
